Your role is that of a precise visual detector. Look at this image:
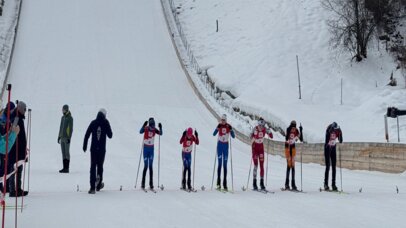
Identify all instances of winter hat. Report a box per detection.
[291,120,297,127]
[4,102,15,111]
[221,114,227,121]
[17,101,26,114]
[99,108,107,117]
[186,127,193,137]
[332,122,338,129]
[62,104,69,112]
[148,117,155,127]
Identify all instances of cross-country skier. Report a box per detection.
[58,104,73,173]
[324,122,343,191]
[250,117,273,190]
[8,101,28,197]
[180,128,199,190]
[139,117,162,190]
[0,102,19,193]
[83,109,113,194]
[284,120,303,190]
[213,114,235,191]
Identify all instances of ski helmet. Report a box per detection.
[62,104,69,113]
[187,127,193,137]
[332,122,338,129]
[258,117,265,126]
[291,120,297,127]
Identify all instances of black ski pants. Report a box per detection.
[90,151,106,189]
[324,145,337,186]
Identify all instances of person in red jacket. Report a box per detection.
[250,117,273,190]
[284,120,303,190]
[180,128,199,190]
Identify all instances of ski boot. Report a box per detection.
[9,189,28,197]
[96,182,104,191]
[260,178,266,190]
[324,183,330,191]
[284,178,290,190]
[291,179,298,191]
[88,188,96,194]
[187,179,192,191]
[181,179,186,190]
[223,179,228,191]
[332,185,338,192]
[216,178,221,189]
[253,179,258,190]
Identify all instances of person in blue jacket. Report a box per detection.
[213,114,235,190]
[0,102,20,193]
[139,117,162,190]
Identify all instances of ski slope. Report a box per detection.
[1,0,406,227]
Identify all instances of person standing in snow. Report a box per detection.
[0,102,20,193]
[324,122,343,191]
[139,118,162,190]
[8,101,29,197]
[58,104,73,173]
[213,114,235,191]
[180,128,199,190]
[83,109,113,194]
[250,117,273,190]
[284,120,303,190]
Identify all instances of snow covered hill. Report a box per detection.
[0,0,405,227]
[173,0,406,143]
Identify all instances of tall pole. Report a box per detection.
[1,84,12,228]
[296,55,302,99]
[341,78,343,105]
[397,116,400,142]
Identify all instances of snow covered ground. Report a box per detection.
[0,0,405,227]
[173,0,406,143]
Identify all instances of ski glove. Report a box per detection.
[182,131,186,137]
[194,130,198,137]
[143,121,148,127]
[58,137,61,144]
[299,125,303,132]
[158,123,162,129]
[83,145,87,152]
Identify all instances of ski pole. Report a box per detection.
[27,109,32,193]
[1,84,12,228]
[15,103,20,228]
[339,145,343,192]
[245,154,252,191]
[158,135,161,188]
[210,146,217,190]
[21,109,31,212]
[192,143,196,190]
[300,123,303,192]
[134,142,144,189]
[265,140,269,187]
[230,137,234,192]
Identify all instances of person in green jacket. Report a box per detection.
[58,104,73,173]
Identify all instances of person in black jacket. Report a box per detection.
[83,109,113,194]
[8,101,28,197]
[324,122,343,191]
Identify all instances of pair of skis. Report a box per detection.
[180,187,197,193]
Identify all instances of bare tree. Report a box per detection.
[323,0,376,61]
